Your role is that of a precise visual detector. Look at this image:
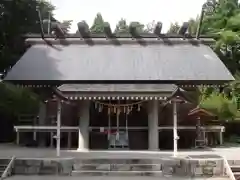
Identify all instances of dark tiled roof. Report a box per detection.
[4,38,234,83]
[58,84,178,92]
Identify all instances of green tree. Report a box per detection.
[167,22,180,34]
[188,18,199,35]
[90,13,105,33]
[198,0,240,119]
[0,0,60,118]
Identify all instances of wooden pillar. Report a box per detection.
[148,100,159,150]
[16,130,20,145]
[78,100,90,151]
[68,132,72,149]
[173,101,179,157]
[38,102,47,146]
[56,100,62,157]
[219,131,223,145]
[50,132,54,148]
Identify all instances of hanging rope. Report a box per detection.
[94,100,145,107]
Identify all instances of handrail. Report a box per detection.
[223,157,236,180]
[1,156,16,179]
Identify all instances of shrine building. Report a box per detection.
[3,23,234,152]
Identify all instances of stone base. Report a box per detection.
[13,159,74,175]
[12,155,225,178]
[77,148,89,152]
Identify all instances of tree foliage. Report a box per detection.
[90,13,105,33]
[197,0,240,120]
[0,0,69,117]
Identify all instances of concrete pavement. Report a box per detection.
[6,175,231,180]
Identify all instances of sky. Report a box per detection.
[50,0,206,33]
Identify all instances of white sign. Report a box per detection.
[100,127,104,132]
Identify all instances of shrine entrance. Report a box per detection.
[107,108,129,150]
[89,100,148,150]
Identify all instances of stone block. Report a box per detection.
[96,164,110,171]
[206,160,217,167]
[175,166,188,176]
[39,166,57,175]
[234,160,240,165]
[14,160,24,166]
[14,166,26,174]
[61,166,72,175]
[213,167,223,176]
[112,164,131,171]
[199,160,207,166]
[61,160,73,173]
[202,166,214,176]
[228,160,234,166]
[162,159,180,166]
[25,160,41,166]
[42,160,52,166]
[73,163,81,170]
[26,166,40,174]
[194,167,203,176]
[190,160,200,167]
[162,166,174,176]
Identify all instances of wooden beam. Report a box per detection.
[104,22,113,37]
[77,21,91,38]
[23,33,215,39]
[178,22,189,36]
[154,22,162,36]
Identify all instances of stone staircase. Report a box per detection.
[230,165,240,180]
[0,158,11,177]
[227,160,240,180]
[71,159,163,176]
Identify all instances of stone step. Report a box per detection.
[0,166,7,172]
[71,170,163,177]
[73,163,162,171]
[230,165,240,172]
[0,159,10,165]
[75,159,162,164]
[234,172,240,180]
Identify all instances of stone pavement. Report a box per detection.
[6,176,231,180]
[1,143,240,160]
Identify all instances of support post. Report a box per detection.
[148,100,159,150]
[33,132,37,141]
[78,101,90,151]
[68,132,72,149]
[219,131,223,145]
[56,100,62,157]
[16,131,19,145]
[38,102,47,146]
[50,132,54,148]
[173,101,178,157]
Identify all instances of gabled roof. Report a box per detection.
[188,106,216,117]
[4,37,234,84]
